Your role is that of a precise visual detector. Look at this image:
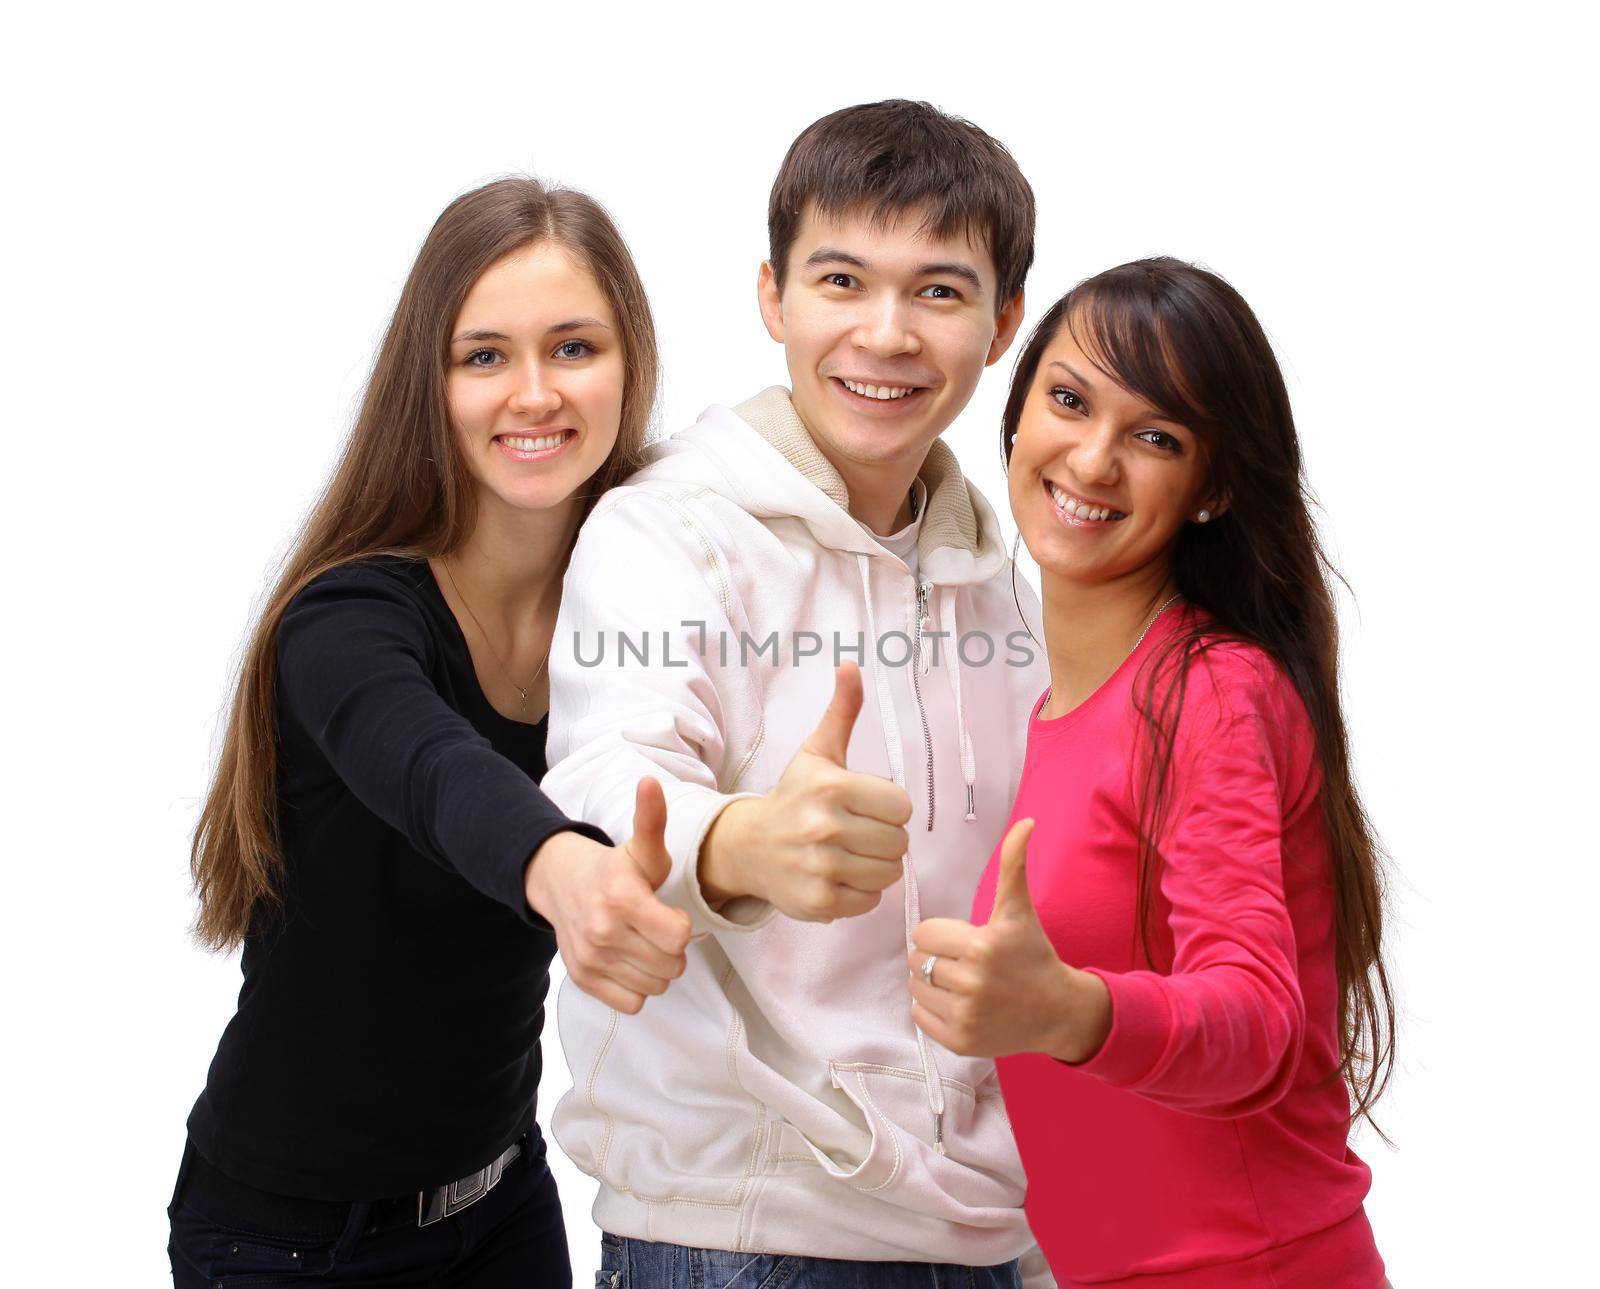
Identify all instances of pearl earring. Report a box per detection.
[1008,431,1017,445]
[1196,509,1212,523]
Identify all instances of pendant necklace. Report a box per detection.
[439,557,551,717]
[1043,591,1184,714]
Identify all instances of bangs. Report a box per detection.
[1063,281,1218,433]
[817,193,987,259]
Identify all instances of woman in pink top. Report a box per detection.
[908,259,1394,1287]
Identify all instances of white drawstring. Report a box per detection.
[856,556,904,787]
[857,553,946,1149]
[942,587,978,822]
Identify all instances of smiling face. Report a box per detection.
[757,203,1023,479]
[445,242,624,521]
[1008,319,1222,593]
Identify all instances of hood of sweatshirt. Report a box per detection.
[633,386,1012,587]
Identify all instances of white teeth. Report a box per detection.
[502,432,567,451]
[843,379,913,400]
[1049,483,1120,522]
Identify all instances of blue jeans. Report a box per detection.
[594,1234,1022,1289]
[168,1137,571,1287]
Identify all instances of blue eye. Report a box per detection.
[464,348,503,368]
[1049,387,1084,411]
[554,339,594,360]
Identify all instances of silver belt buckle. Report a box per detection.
[416,1141,521,1227]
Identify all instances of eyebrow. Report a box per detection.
[917,260,984,292]
[803,248,985,293]
[803,247,869,272]
[1047,360,1097,389]
[450,319,612,344]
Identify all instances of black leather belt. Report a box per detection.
[417,1140,521,1226]
[184,1139,524,1237]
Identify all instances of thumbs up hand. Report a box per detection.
[698,662,913,923]
[908,818,1112,1062]
[525,776,693,1015]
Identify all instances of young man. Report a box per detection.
[543,101,1053,1286]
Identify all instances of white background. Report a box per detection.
[4,3,1594,1283]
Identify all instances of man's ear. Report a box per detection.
[757,261,785,344]
[986,290,1026,366]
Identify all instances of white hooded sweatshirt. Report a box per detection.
[543,388,1052,1277]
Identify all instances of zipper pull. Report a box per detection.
[917,582,933,674]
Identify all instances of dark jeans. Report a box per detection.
[168,1137,571,1287]
[595,1234,1022,1289]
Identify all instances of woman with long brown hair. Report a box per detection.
[906,258,1393,1286]
[170,178,692,1286]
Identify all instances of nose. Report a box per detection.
[508,361,562,416]
[1066,420,1120,487]
[851,294,920,358]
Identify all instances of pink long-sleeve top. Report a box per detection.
[972,609,1384,1287]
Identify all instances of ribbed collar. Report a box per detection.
[732,386,982,563]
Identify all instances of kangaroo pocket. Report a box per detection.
[797,1060,1026,1219]
[553,981,761,1208]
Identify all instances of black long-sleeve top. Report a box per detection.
[187,556,607,1200]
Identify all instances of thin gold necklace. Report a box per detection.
[1043,591,1183,713]
[438,557,551,717]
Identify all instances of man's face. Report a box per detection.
[758,203,1023,479]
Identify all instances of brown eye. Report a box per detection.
[1135,429,1183,454]
[1049,387,1084,411]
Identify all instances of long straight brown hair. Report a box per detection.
[191,177,659,952]
[1002,257,1395,1128]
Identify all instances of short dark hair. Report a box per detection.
[767,100,1035,309]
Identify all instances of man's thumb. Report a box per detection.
[800,662,863,767]
[993,818,1039,920]
[629,776,672,889]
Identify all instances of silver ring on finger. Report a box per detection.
[921,954,940,988]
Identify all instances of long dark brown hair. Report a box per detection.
[191,177,659,952]
[1002,257,1395,1128]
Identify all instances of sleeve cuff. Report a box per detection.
[1073,968,1175,1089]
[658,784,774,936]
[496,818,612,930]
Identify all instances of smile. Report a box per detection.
[839,378,917,401]
[1045,479,1127,525]
[495,429,576,461]
[829,376,930,416]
